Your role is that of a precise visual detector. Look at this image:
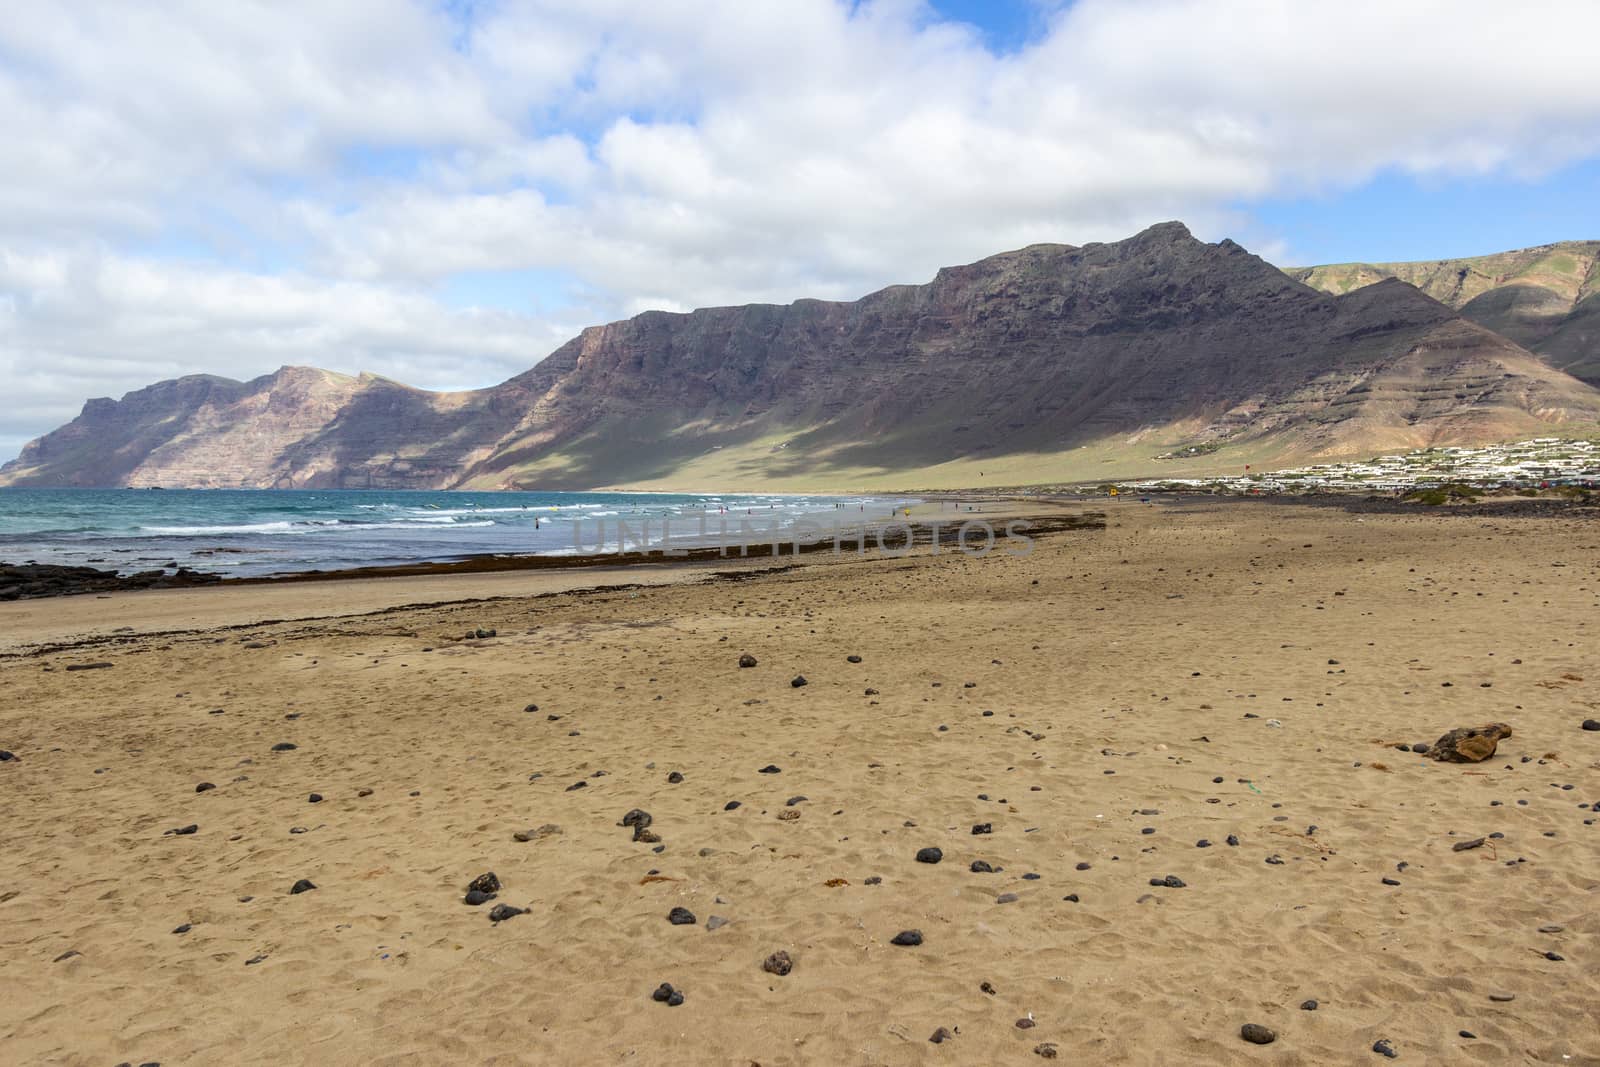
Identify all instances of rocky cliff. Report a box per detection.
[1288,241,1600,386]
[5,223,1599,490]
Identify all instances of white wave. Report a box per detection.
[352,519,497,530]
[139,521,302,535]
[403,506,537,517]
[138,518,499,536]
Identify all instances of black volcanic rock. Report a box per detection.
[0,562,221,600]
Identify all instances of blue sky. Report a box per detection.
[1247,158,1600,266]
[924,0,1063,52]
[1,0,1598,462]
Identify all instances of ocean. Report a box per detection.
[0,488,916,578]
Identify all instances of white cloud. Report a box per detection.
[0,247,578,436]
[3,0,1600,457]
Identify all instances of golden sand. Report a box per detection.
[2,499,1597,1065]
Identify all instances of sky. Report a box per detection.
[3,0,1599,463]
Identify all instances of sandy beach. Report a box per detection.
[2,498,1597,1065]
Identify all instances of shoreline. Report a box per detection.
[0,496,1082,600]
[0,488,931,596]
[7,485,1596,606]
[0,504,1100,655]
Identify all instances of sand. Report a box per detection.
[0,562,763,654]
[2,499,1597,1065]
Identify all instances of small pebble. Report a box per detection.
[890,930,923,946]
[1240,1023,1276,1045]
[668,907,696,926]
[1373,1038,1397,1058]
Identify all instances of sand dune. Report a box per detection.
[2,499,1597,1065]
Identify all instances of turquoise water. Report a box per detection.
[0,488,913,577]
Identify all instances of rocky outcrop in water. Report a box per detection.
[0,563,223,600]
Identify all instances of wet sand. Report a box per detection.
[1,499,1597,1065]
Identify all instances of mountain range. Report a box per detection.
[4,222,1598,491]
[1288,240,1599,387]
